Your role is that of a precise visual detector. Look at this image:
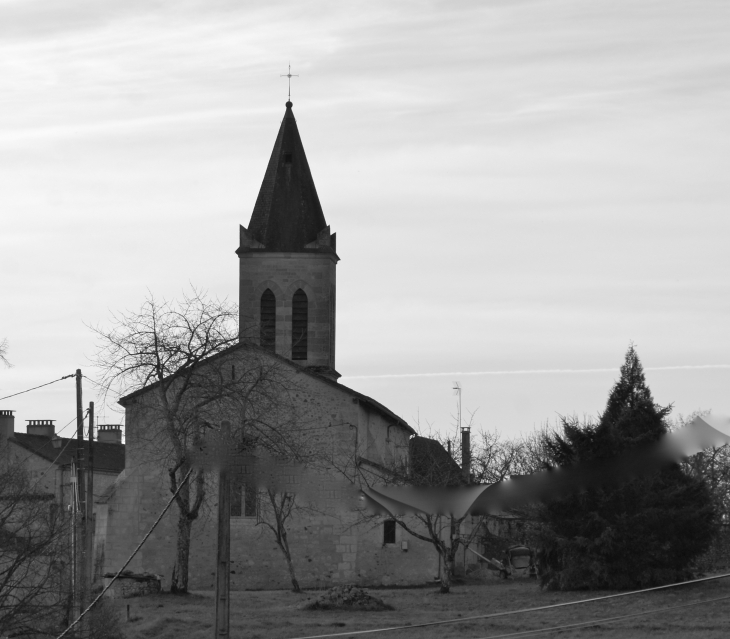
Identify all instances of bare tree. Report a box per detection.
[222,429,333,594]
[355,419,558,592]
[439,425,520,485]
[674,411,730,525]
[253,451,337,594]
[0,338,11,368]
[257,489,302,592]
[0,454,68,636]
[349,433,473,594]
[507,424,558,476]
[89,286,305,593]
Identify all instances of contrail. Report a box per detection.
[341,364,730,380]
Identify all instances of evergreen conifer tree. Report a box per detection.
[537,344,718,590]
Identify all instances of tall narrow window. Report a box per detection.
[329,285,336,363]
[244,484,258,518]
[383,519,396,545]
[291,289,308,360]
[230,479,258,518]
[230,480,242,517]
[260,289,276,352]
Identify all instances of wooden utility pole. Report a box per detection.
[74,369,86,630]
[86,401,95,594]
[215,420,232,638]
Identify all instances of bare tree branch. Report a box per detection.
[0,454,69,636]
[0,338,12,369]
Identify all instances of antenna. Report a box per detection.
[280,63,299,102]
[453,381,462,433]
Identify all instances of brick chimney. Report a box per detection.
[27,419,55,438]
[97,425,123,445]
[0,409,15,443]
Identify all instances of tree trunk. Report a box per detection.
[285,551,301,593]
[439,553,453,594]
[170,513,192,593]
[278,528,301,593]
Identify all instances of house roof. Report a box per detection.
[409,436,463,487]
[11,434,125,474]
[245,101,329,252]
[117,340,415,436]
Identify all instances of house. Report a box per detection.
[0,410,125,590]
[0,410,125,509]
[95,99,445,590]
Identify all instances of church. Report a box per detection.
[95,100,444,590]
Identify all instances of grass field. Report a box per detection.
[108,573,730,639]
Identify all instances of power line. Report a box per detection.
[287,571,730,639]
[474,593,730,639]
[9,412,86,471]
[26,423,84,493]
[0,373,75,401]
[81,374,122,397]
[56,466,194,639]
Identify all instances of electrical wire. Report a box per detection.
[0,373,75,401]
[8,373,120,471]
[26,427,81,493]
[474,593,730,639]
[286,570,730,639]
[55,466,194,639]
[9,412,85,473]
[81,374,126,430]
[82,374,122,397]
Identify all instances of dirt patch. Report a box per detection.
[301,585,394,611]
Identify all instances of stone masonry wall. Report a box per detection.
[116,467,438,591]
[100,350,433,590]
[238,251,337,369]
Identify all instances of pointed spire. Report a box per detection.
[246,102,329,252]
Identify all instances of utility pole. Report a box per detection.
[74,369,85,632]
[215,420,231,638]
[86,401,95,595]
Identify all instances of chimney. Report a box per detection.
[0,409,15,443]
[461,427,471,484]
[27,419,55,438]
[97,425,123,445]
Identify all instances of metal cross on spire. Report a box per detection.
[280,63,298,102]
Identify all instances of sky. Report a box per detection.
[1,0,729,441]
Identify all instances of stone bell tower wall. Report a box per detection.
[239,250,337,371]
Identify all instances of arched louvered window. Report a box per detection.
[291,289,308,360]
[260,289,276,352]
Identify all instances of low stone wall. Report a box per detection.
[103,571,161,598]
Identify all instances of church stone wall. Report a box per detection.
[239,251,337,369]
[101,465,436,591]
[183,480,437,590]
[101,352,436,590]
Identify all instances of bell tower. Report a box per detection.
[237,101,340,380]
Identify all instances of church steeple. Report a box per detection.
[245,101,329,252]
[237,101,340,380]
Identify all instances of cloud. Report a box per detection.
[343,365,730,381]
